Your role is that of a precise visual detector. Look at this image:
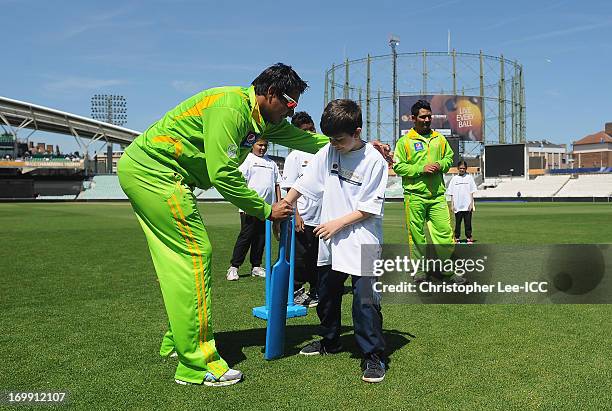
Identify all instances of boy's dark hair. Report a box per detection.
[252,63,308,97]
[411,99,432,116]
[320,99,362,136]
[291,111,315,128]
[457,160,468,168]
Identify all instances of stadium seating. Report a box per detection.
[475,174,612,198]
[77,175,127,200]
[554,174,612,197]
[194,187,224,200]
[475,175,570,198]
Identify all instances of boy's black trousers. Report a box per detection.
[454,210,473,239]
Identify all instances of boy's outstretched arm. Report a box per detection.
[313,210,373,240]
[284,187,303,205]
[270,187,303,233]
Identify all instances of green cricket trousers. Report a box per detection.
[403,193,454,276]
[117,152,229,384]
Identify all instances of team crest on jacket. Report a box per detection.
[227,144,238,158]
[414,142,424,151]
[241,132,258,148]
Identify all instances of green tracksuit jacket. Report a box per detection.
[118,85,328,384]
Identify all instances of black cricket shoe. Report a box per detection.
[362,354,386,383]
[299,340,343,356]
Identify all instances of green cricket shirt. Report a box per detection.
[124,85,329,220]
[393,128,454,198]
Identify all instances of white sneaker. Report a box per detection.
[226,266,239,281]
[203,368,243,387]
[251,267,266,278]
[175,368,243,387]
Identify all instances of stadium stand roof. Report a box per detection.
[0,96,141,145]
[526,140,566,149]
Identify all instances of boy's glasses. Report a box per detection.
[282,93,298,109]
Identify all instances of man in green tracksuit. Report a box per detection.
[393,99,465,284]
[117,64,332,386]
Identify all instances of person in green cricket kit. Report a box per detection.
[393,99,466,285]
[117,63,334,387]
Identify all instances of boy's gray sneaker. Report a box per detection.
[294,288,318,308]
[362,354,385,383]
[299,340,343,356]
[293,287,308,305]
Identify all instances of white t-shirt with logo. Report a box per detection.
[294,142,388,276]
[448,174,477,212]
[281,150,321,226]
[238,153,280,211]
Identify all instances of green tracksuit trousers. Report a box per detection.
[117,153,229,384]
[403,193,454,277]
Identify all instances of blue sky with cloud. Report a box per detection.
[2,0,611,153]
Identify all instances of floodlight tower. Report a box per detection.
[91,94,127,126]
[90,94,127,174]
[389,35,400,146]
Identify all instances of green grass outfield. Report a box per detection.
[0,202,611,410]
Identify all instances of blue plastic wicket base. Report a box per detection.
[252,305,307,320]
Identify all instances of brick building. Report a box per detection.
[572,123,612,168]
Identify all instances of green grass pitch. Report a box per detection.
[0,202,610,409]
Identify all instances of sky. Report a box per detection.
[2,0,611,154]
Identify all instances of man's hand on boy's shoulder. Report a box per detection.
[371,140,393,165]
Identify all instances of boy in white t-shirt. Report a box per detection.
[447,160,477,244]
[227,138,281,280]
[284,99,388,383]
[281,112,321,307]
